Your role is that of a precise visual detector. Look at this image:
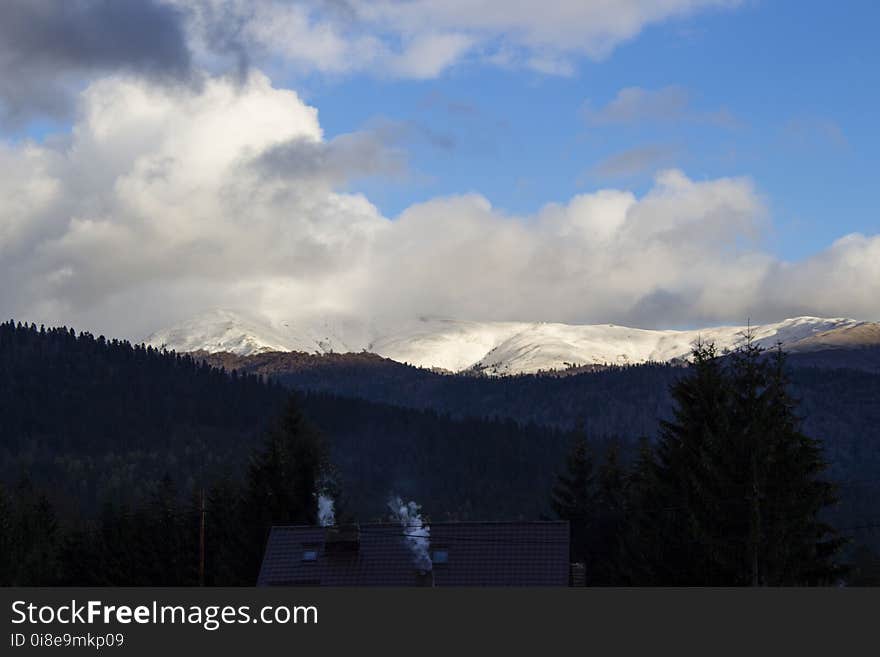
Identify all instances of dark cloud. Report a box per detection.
[253,115,458,189]
[254,131,408,186]
[0,0,192,123]
[625,288,698,329]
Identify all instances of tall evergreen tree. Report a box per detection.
[648,341,733,584]
[731,344,843,584]
[619,438,664,585]
[204,474,247,585]
[551,435,596,569]
[635,337,844,585]
[240,395,328,581]
[591,442,626,584]
[14,483,61,585]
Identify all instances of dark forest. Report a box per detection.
[1,321,878,585]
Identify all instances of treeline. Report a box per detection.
[0,321,580,523]
[229,353,681,435]
[0,398,330,586]
[233,350,880,490]
[3,320,879,584]
[550,340,880,585]
[0,320,288,516]
[300,393,582,520]
[231,348,880,552]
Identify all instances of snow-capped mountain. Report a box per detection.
[144,310,870,375]
[368,315,865,374]
[144,309,365,357]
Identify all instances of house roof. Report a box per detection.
[257,521,570,586]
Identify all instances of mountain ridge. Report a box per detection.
[145,310,876,376]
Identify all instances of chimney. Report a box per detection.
[415,569,434,587]
[324,524,360,556]
[569,562,586,587]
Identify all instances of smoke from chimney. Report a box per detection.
[318,494,336,527]
[388,496,431,572]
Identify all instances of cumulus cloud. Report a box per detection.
[1,72,878,340]
[0,72,386,334]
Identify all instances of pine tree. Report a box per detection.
[143,475,192,585]
[619,438,664,584]
[551,435,596,568]
[650,341,734,584]
[241,395,328,581]
[590,442,627,584]
[635,337,844,585]
[16,487,61,585]
[733,344,844,584]
[205,475,247,585]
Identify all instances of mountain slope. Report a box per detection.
[146,311,870,375]
[788,323,880,352]
[145,309,366,356]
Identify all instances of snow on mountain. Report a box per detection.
[366,318,528,372]
[144,311,865,375]
[473,316,862,375]
[144,309,358,356]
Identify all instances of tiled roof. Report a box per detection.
[257,521,570,586]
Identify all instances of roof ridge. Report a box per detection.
[273,520,568,529]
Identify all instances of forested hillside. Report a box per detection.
[2,320,879,578]
[0,321,288,516]
[0,321,577,521]
[203,348,880,552]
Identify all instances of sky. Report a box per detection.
[0,0,878,338]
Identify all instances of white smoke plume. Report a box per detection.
[388,496,432,571]
[317,493,336,527]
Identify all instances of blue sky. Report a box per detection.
[301,0,878,260]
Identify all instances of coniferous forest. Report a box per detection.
[1,320,879,585]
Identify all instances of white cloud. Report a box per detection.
[171,0,742,79]
[385,32,475,79]
[1,71,878,341]
[0,1,745,122]
[0,72,387,334]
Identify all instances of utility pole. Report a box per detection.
[199,488,206,587]
[751,455,761,586]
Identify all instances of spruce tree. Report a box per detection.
[592,442,626,585]
[16,488,61,585]
[551,435,596,568]
[205,475,247,585]
[619,438,665,585]
[638,337,843,585]
[241,395,327,580]
[732,344,843,584]
[651,341,734,584]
